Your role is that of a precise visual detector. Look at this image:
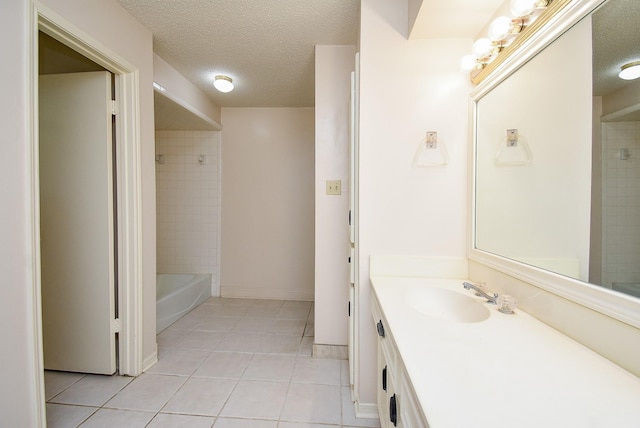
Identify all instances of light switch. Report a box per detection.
[326,180,341,195]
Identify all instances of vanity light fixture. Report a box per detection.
[213,75,234,93]
[619,61,640,80]
[462,0,552,80]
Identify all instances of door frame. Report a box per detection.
[28,2,144,423]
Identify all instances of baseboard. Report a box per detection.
[220,286,314,301]
[142,346,158,372]
[312,344,348,360]
[355,401,379,419]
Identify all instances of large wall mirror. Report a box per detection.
[471,0,640,326]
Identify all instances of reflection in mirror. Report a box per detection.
[474,0,640,300]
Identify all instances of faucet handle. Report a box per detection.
[497,294,516,314]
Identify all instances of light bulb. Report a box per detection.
[460,54,479,71]
[511,0,537,17]
[473,38,494,59]
[488,16,513,42]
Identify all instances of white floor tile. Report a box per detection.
[195,316,242,332]
[224,298,258,306]
[49,374,133,407]
[193,351,253,379]
[156,329,187,348]
[244,301,283,318]
[46,298,369,428]
[216,332,265,352]
[220,380,289,420]
[44,371,86,401]
[277,423,336,428]
[280,383,341,425]
[291,357,341,385]
[233,317,275,333]
[190,303,223,317]
[79,408,155,428]
[168,312,207,331]
[46,403,97,428]
[147,412,216,427]
[214,304,250,317]
[258,334,302,354]
[104,373,186,412]
[214,418,277,428]
[242,354,296,381]
[341,360,351,386]
[298,337,313,357]
[303,322,314,337]
[271,319,306,335]
[178,330,227,350]
[161,377,237,416]
[276,302,312,320]
[146,348,210,376]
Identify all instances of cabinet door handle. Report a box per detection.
[389,393,397,426]
[382,365,387,391]
[377,320,385,337]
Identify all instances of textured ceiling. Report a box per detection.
[117,0,359,108]
[592,0,640,97]
[116,0,639,124]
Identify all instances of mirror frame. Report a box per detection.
[468,0,640,329]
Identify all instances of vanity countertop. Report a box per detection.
[371,275,640,428]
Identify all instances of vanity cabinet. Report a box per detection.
[372,291,429,428]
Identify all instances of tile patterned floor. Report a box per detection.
[45,297,380,428]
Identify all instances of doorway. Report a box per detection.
[29,10,147,425]
[30,8,144,374]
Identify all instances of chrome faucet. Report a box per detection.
[463,282,498,304]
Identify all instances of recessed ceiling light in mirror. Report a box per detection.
[619,61,640,80]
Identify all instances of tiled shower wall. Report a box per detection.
[155,130,220,288]
[602,121,640,289]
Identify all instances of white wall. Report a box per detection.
[315,45,355,347]
[155,131,220,289]
[220,108,315,300]
[356,0,472,405]
[0,0,156,424]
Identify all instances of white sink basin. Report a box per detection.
[405,287,490,323]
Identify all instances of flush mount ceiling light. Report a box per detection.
[213,75,234,93]
[619,61,640,80]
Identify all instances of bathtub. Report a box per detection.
[156,273,211,333]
